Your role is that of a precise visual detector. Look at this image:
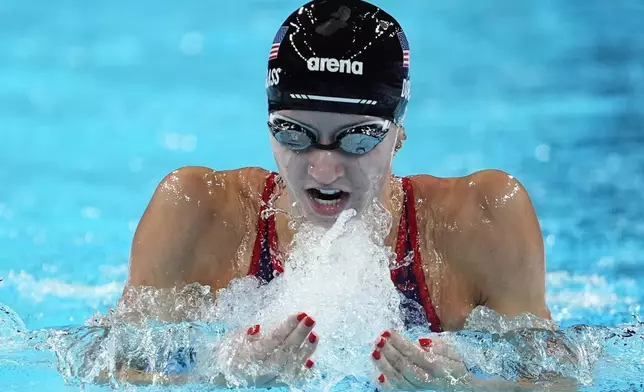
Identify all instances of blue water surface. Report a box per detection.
[1,0,643,390]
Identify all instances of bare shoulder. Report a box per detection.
[409,170,547,317]
[127,165,273,288]
[150,165,275,225]
[430,169,540,253]
[410,169,534,219]
[465,169,534,212]
[154,165,270,209]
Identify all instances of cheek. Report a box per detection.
[357,153,392,175]
[274,154,310,188]
[343,160,388,193]
[359,137,396,175]
[271,139,302,171]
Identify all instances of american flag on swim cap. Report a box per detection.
[397,31,410,68]
[269,26,289,60]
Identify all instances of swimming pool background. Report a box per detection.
[0,0,643,390]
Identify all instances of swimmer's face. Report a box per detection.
[270,110,400,225]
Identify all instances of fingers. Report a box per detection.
[418,335,462,362]
[275,314,317,373]
[371,348,417,390]
[288,345,317,382]
[375,330,468,388]
[246,324,262,342]
[378,337,433,389]
[254,313,318,370]
[283,314,316,348]
[416,335,468,379]
[268,313,306,344]
[374,373,396,390]
[387,331,465,375]
[277,319,319,384]
[262,312,310,353]
[283,357,316,385]
[225,314,318,388]
[294,330,318,364]
[384,331,436,374]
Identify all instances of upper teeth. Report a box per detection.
[318,189,341,195]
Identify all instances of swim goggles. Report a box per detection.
[268,115,391,155]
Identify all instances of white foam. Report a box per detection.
[212,208,404,383]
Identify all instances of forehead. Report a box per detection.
[274,110,382,131]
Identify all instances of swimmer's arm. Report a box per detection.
[82,330,203,386]
[94,368,228,387]
[459,169,550,322]
[95,368,188,386]
[454,171,584,386]
[127,167,220,290]
[122,166,245,319]
[90,167,242,384]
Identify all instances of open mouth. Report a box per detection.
[306,188,350,216]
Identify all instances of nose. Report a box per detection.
[308,150,345,184]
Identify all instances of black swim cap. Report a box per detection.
[266,0,411,125]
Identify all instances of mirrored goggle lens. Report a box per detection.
[338,123,389,155]
[338,133,382,155]
[269,119,389,154]
[269,120,315,150]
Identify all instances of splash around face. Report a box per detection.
[270,110,400,226]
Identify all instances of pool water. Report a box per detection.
[1,0,643,390]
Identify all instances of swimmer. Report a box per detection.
[117,0,556,389]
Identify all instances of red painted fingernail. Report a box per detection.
[297,312,308,321]
[308,332,317,343]
[378,373,386,383]
[305,359,314,368]
[381,331,391,338]
[418,338,433,347]
[247,324,260,335]
[372,350,381,360]
[304,316,315,327]
[377,337,386,348]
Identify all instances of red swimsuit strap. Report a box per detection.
[249,173,440,331]
[399,177,443,332]
[248,172,283,276]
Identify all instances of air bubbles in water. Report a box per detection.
[454,307,607,386]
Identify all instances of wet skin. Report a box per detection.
[121,111,550,388]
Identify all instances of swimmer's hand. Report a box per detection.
[370,330,468,390]
[215,312,318,388]
[370,331,578,391]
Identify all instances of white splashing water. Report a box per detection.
[211,207,405,382]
